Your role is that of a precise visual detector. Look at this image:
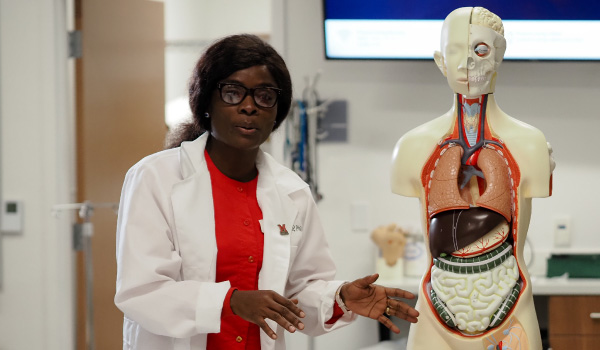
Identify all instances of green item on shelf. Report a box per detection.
[546,254,600,278]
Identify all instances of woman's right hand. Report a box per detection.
[229,290,306,340]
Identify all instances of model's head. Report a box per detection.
[188,34,292,132]
[434,7,506,97]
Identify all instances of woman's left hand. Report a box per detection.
[340,273,419,334]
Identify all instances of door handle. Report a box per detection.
[591,313,600,319]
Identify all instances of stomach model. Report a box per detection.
[420,97,524,336]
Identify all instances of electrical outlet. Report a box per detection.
[554,216,571,248]
[351,201,370,232]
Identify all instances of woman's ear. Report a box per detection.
[433,51,447,76]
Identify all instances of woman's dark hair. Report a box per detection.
[165,34,292,148]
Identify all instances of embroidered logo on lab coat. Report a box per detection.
[278,224,302,235]
[278,224,289,235]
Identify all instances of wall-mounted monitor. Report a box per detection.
[323,0,600,60]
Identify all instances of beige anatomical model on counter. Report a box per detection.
[371,224,407,267]
[390,7,554,350]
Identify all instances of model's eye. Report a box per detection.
[474,43,490,57]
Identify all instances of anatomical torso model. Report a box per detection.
[391,7,554,350]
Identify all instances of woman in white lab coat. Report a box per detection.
[115,34,418,350]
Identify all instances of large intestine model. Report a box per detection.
[390,7,554,350]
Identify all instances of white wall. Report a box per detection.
[0,0,75,349]
[164,0,272,128]
[275,0,600,349]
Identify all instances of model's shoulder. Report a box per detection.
[496,115,548,147]
[502,113,541,130]
[401,113,453,141]
[393,114,453,157]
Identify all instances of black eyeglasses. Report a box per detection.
[217,83,282,108]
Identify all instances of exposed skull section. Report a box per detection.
[466,25,503,96]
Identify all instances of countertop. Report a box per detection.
[529,276,600,295]
[378,276,600,296]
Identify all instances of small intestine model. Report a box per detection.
[390,7,554,350]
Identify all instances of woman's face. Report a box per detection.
[207,65,278,153]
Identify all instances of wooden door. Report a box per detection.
[75,0,166,348]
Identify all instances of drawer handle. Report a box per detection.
[591,313,600,319]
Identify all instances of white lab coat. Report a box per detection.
[115,133,356,350]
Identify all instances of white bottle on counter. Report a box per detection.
[403,232,428,277]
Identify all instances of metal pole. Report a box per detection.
[52,201,117,350]
[77,220,95,350]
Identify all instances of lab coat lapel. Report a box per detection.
[256,152,298,349]
[171,134,217,281]
[256,153,297,296]
[171,135,304,292]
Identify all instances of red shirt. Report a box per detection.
[204,151,344,349]
[205,151,263,350]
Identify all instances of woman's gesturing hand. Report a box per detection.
[230,290,306,340]
[340,273,419,334]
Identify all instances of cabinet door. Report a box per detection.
[548,296,600,335]
[548,335,600,350]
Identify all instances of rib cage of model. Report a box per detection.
[390,7,554,350]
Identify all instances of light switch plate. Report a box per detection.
[1,200,23,233]
[554,216,571,248]
[351,201,370,232]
